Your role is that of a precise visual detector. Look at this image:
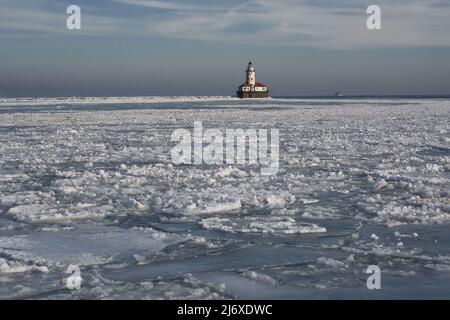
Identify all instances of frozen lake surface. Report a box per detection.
[0,97,449,299]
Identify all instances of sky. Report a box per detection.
[1,0,450,97]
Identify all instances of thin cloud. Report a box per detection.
[111,0,223,11]
[1,0,450,48]
[135,0,450,48]
[0,0,145,38]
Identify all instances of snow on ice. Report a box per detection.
[0,96,449,299]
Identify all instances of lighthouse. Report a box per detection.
[237,62,269,98]
[247,62,256,86]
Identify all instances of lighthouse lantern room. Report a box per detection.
[237,62,269,98]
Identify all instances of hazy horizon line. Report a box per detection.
[2,93,450,99]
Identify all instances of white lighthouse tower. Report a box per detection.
[246,62,256,86]
[237,61,269,98]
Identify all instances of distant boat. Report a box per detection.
[334,91,344,97]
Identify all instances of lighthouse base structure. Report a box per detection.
[237,91,269,99]
[237,62,270,99]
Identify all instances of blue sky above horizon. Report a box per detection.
[1,0,450,97]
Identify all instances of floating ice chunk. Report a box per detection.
[302,208,341,219]
[133,254,147,264]
[425,163,442,173]
[0,259,9,272]
[8,204,47,218]
[265,194,285,208]
[241,271,277,286]
[216,167,248,178]
[150,196,162,208]
[0,191,49,206]
[271,208,298,215]
[199,216,326,235]
[186,200,241,215]
[375,202,450,226]
[0,174,30,182]
[346,254,355,262]
[84,162,93,169]
[351,233,360,239]
[7,203,114,222]
[375,179,390,189]
[126,198,146,210]
[371,234,380,241]
[1,264,49,274]
[0,224,186,268]
[0,258,49,274]
[61,186,77,194]
[299,199,319,205]
[202,200,242,214]
[394,231,419,239]
[317,257,347,269]
[424,264,450,272]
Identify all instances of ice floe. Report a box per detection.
[0,97,449,298]
[199,216,327,234]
